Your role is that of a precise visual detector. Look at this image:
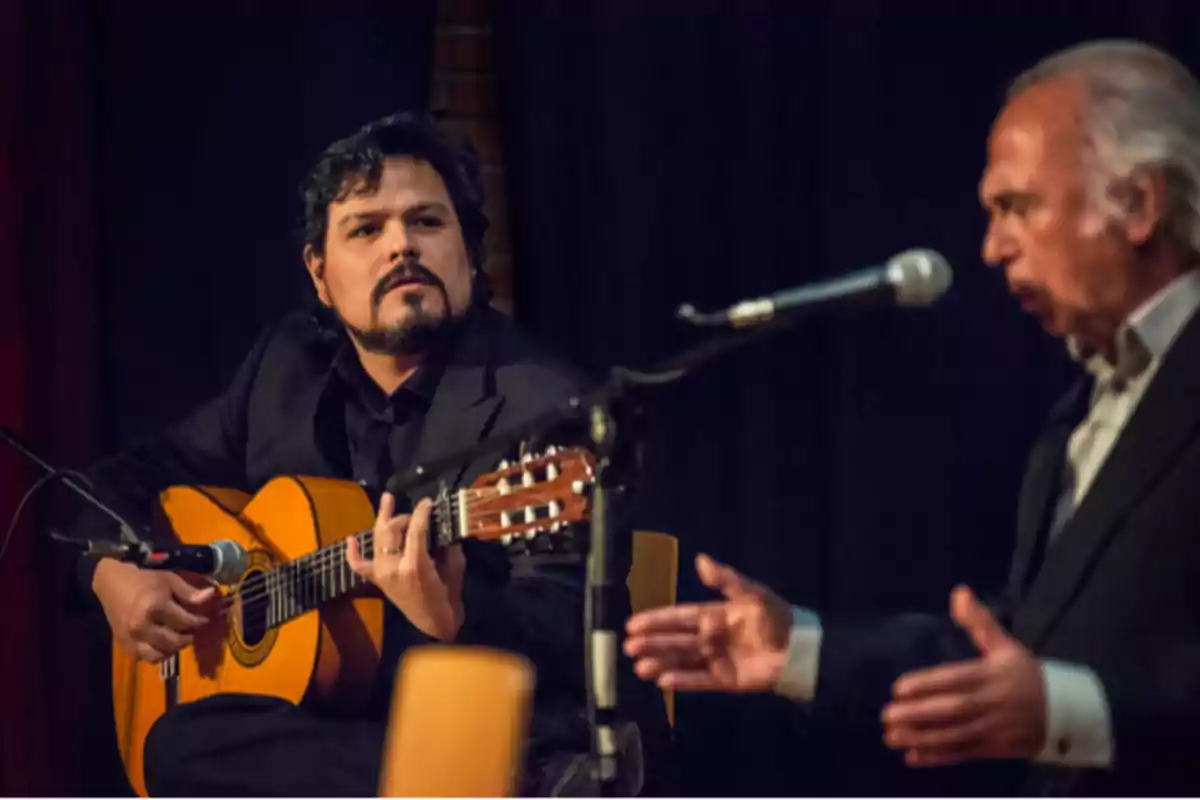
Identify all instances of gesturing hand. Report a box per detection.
[624,553,793,692]
[882,585,1046,766]
[347,493,466,642]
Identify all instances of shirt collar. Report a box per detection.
[329,334,449,420]
[1067,268,1200,385]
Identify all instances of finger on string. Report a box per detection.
[402,499,432,566]
[154,599,209,632]
[137,643,167,663]
[143,626,192,655]
[346,536,372,576]
[167,572,217,606]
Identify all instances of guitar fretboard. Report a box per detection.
[258,506,457,629]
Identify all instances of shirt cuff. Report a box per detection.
[1035,659,1114,769]
[773,606,823,702]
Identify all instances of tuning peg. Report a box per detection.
[501,534,513,546]
[521,451,534,464]
[498,459,510,469]
[544,445,558,456]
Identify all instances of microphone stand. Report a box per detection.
[386,312,800,796]
[0,425,146,547]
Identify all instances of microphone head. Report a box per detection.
[210,539,249,584]
[885,249,953,307]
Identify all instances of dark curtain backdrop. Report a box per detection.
[0,2,100,795]
[492,2,1200,795]
[2,1,435,795]
[92,0,437,446]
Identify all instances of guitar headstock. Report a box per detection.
[458,445,596,546]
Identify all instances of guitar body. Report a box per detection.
[112,477,383,797]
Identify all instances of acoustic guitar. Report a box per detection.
[112,446,596,797]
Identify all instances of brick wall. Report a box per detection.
[429,0,512,314]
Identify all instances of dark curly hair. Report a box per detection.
[299,111,492,305]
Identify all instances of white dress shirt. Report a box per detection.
[774,268,1200,769]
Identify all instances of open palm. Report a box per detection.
[625,554,793,692]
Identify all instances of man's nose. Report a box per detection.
[981,222,1016,268]
[386,222,418,262]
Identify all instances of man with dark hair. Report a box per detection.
[76,112,668,796]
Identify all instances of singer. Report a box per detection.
[68,113,668,796]
[625,39,1200,797]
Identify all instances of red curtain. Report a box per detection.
[0,3,99,795]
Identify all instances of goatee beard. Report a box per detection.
[334,296,456,356]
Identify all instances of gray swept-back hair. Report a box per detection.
[1008,40,1200,253]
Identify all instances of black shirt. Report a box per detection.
[331,338,444,503]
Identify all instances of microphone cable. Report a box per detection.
[0,468,94,571]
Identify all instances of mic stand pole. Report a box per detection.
[385,314,800,795]
[583,390,623,796]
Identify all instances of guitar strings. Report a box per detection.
[246,475,567,594]
[226,456,587,614]
[224,489,564,613]
[221,492,487,610]
[225,508,538,615]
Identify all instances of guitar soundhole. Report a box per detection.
[238,569,270,647]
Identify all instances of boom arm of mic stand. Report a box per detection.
[0,425,146,546]
[385,316,795,496]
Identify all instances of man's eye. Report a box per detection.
[350,223,380,238]
[414,216,444,228]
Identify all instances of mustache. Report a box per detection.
[371,260,444,308]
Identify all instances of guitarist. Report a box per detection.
[70,112,670,796]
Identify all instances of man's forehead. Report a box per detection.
[980,79,1087,196]
[334,157,450,209]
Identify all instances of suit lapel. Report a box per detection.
[1014,312,1200,647]
[1008,379,1092,598]
[400,322,505,502]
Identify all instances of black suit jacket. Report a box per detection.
[72,307,670,761]
[812,310,1200,796]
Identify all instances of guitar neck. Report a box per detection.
[252,453,592,630]
[258,503,466,630]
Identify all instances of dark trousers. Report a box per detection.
[142,694,642,797]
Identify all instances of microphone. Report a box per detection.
[677,248,953,327]
[71,537,249,584]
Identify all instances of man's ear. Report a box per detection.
[1119,167,1169,246]
[303,244,332,307]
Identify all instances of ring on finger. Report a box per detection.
[378,546,402,555]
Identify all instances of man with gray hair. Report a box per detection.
[625,40,1200,796]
